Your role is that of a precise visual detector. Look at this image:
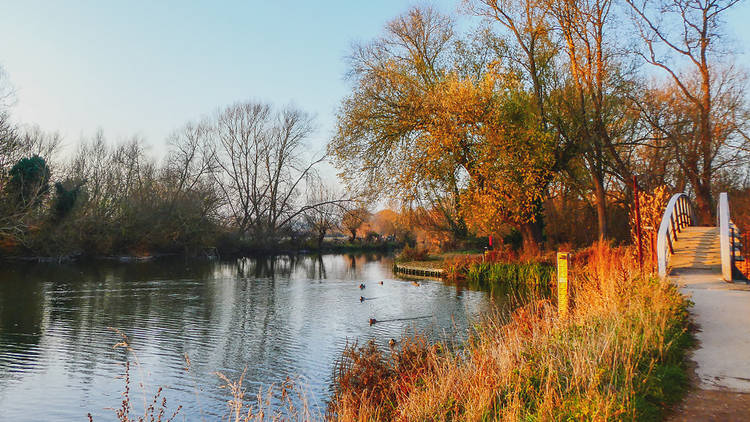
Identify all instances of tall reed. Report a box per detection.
[329,242,691,421]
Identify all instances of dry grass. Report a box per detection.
[89,329,182,422]
[396,245,431,262]
[96,329,321,422]
[215,370,320,421]
[96,243,690,421]
[328,242,691,421]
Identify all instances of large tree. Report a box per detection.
[467,0,561,244]
[329,7,468,241]
[330,7,556,250]
[304,183,345,248]
[545,0,644,240]
[626,0,750,224]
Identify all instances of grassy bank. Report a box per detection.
[329,243,691,421]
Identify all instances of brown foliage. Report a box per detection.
[328,337,439,421]
[328,242,690,421]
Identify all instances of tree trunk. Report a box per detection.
[520,219,543,255]
[317,232,325,249]
[592,173,608,241]
[693,182,713,225]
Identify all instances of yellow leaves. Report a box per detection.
[630,186,670,246]
[333,38,555,235]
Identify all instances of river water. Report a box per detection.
[0,254,494,420]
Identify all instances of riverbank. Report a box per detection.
[0,240,400,263]
[329,243,692,420]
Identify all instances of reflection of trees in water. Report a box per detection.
[348,254,356,271]
[0,258,220,389]
[342,253,387,278]
[234,255,297,279]
[0,253,500,419]
[232,254,343,281]
[294,255,328,280]
[0,263,46,377]
[0,253,400,415]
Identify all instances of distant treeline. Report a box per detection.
[0,98,388,258]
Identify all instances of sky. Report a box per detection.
[0,0,456,165]
[1,0,750,172]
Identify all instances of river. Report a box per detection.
[0,254,496,420]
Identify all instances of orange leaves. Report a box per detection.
[331,6,556,239]
[393,70,555,236]
[457,85,555,235]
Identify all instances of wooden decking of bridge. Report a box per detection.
[670,226,722,273]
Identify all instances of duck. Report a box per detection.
[379,281,384,285]
[411,281,420,287]
[359,283,366,289]
[388,338,396,348]
[359,296,365,302]
[369,318,377,326]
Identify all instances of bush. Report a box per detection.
[396,244,430,262]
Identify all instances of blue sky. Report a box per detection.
[0,1,456,161]
[1,0,750,166]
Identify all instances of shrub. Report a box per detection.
[396,244,430,262]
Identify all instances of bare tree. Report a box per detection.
[164,121,219,211]
[211,101,341,243]
[0,112,18,191]
[0,70,61,241]
[546,0,642,240]
[625,0,749,223]
[303,182,345,248]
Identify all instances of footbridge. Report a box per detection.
[656,192,750,403]
[657,192,746,281]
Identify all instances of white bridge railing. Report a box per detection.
[718,192,734,281]
[657,193,694,278]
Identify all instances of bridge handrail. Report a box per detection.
[657,193,694,278]
[718,192,732,281]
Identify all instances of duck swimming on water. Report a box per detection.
[369,318,377,325]
[359,283,366,289]
[359,296,365,302]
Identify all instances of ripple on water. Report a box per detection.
[0,255,494,421]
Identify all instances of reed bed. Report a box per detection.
[328,242,691,421]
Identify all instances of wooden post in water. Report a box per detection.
[557,252,569,319]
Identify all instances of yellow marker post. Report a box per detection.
[557,252,569,318]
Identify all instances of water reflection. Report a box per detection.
[0,254,492,420]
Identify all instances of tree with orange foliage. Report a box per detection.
[330,7,468,242]
[330,7,556,251]
[341,207,370,242]
[423,73,555,250]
